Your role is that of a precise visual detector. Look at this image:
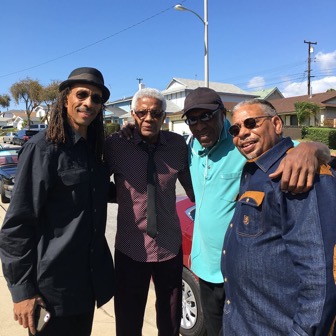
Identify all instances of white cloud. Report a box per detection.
[315,50,336,75]
[282,76,336,97]
[247,76,265,89]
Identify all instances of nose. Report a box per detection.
[144,111,154,121]
[192,119,206,131]
[236,124,251,138]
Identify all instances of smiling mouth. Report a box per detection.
[240,140,257,152]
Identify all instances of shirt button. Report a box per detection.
[229,223,233,228]
[227,300,231,305]
[93,188,96,192]
[224,277,228,282]
[94,209,97,213]
[223,250,226,255]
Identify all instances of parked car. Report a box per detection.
[13,129,40,146]
[177,197,206,336]
[0,148,19,203]
[30,124,47,130]
[3,132,18,144]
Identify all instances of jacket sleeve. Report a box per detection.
[281,185,331,334]
[0,142,53,303]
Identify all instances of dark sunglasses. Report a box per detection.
[185,108,221,126]
[75,91,103,105]
[134,110,164,119]
[228,116,272,137]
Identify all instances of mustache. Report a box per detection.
[77,107,94,113]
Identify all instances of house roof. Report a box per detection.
[163,78,253,96]
[251,87,284,99]
[269,91,336,114]
[105,105,128,117]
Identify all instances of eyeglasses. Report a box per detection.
[185,109,221,126]
[75,91,103,105]
[228,116,272,137]
[134,110,164,119]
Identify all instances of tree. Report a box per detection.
[10,78,43,129]
[0,94,11,111]
[294,101,320,126]
[39,80,60,124]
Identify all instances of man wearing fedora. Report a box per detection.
[0,67,115,335]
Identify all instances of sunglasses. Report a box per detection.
[185,108,221,126]
[228,116,272,137]
[134,110,164,119]
[75,91,103,105]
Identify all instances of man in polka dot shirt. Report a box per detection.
[104,88,194,336]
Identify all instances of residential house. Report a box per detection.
[270,91,336,127]
[163,78,258,134]
[0,110,25,129]
[251,87,284,100]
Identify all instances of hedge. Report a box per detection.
[301,127,336,149]
[104,123,121,137]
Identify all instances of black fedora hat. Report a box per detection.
[59,67,110,103]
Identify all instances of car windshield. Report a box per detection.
[0,153,18,165]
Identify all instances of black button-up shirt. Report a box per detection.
[0,130,115,316]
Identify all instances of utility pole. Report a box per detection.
[304,40,317,96]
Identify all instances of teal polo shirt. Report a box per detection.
[188,119,246,283]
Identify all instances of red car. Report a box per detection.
[177,197,206,336]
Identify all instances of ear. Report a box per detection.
[273,116,283,135]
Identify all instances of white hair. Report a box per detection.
[131,88,167,111]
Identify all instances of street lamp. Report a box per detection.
[175,1,209,87]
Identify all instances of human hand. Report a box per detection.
[118,123,135,140]
[269,142,325,194]
[13,296,45,335]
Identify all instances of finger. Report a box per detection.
[286,169,301,193]
[28,311,37,335]
[22,314,30,329]
[269,168,282,180]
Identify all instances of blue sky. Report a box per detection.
[1,0,335,110]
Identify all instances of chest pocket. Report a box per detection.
[236,191,264,238]
[59,168,90,185]
[59,169,90,206]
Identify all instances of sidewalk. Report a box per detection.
[0,205,158,336]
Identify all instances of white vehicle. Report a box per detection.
[30,124,47,130]
[2,132,17,144]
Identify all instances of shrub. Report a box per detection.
[301,127,336,149]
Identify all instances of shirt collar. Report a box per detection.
[249,137,294,172]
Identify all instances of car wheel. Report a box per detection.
[180,267,206,336]
[0,181,10,204]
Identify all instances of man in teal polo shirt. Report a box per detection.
[183,87,330,336]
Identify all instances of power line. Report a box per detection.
[0,3,187,79]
